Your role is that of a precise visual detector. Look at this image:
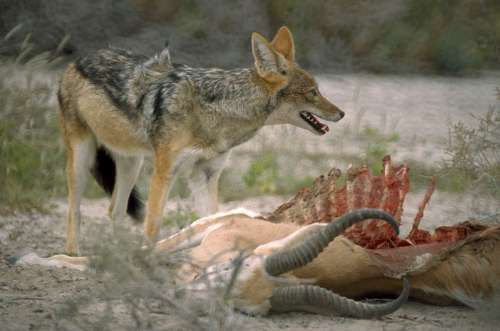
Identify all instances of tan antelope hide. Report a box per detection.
[266,156,500,310]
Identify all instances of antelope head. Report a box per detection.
[190,209,410,317]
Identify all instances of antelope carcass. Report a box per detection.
[15,156,500,318]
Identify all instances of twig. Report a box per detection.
[411,177,436,232]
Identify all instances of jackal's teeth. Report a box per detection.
[300,111,329,135]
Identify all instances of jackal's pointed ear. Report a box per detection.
[252,32,290,90]
[271,26,295,62]
[252,32,278,76]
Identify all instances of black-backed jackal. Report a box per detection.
[58,27,345,255]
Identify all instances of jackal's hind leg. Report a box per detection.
[64,136,96,256]
[188,151,230,217]
[109,154,144,223]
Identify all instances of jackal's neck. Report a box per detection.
[190,66,276,120]
[158,65,277,152]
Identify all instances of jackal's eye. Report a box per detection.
[280,69,287,75]
[306,89,319,100]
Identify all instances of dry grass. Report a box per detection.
[0,26,103,213]
[51,224,246,331]
[440,106,500,197]
[0,62,65,212]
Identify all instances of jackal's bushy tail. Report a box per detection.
[92,147,144,223]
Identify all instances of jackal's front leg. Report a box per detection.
[144,148,178,243]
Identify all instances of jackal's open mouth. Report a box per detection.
[300,111,329,134]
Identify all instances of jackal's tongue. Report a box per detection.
[300,111,329,134]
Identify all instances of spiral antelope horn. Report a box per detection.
[264,209,399,276]
[265,208,409,317]
[270,278,410,318]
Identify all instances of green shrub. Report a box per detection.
[440,106,499,197]
[358,127,400,174]
[243,151,279,194]
[432,23,482,74]
[241,150,315,197]
[164,207,199,228]
[0,73,66,212]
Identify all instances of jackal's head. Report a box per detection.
[252,27,345,135]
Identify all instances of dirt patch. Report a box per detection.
[1,192,499,330]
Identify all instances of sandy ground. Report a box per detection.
[1,72,500,330]
[1,193,499,331]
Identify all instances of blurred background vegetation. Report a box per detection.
[0,0,499,73]
[0,0,499,214]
